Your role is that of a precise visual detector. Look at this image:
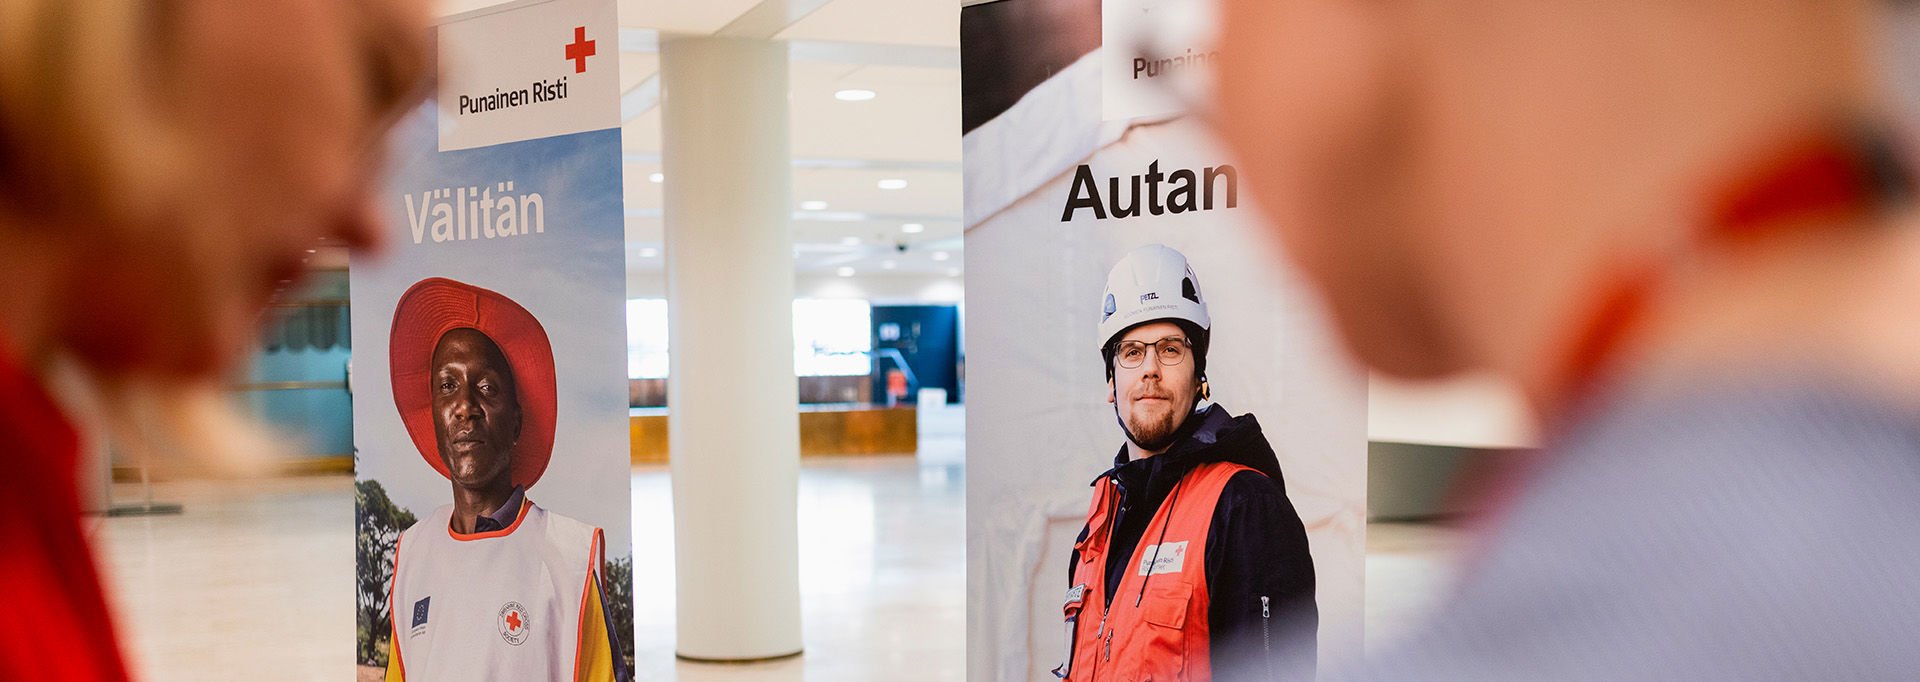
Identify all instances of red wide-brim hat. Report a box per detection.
[389,277,557,488]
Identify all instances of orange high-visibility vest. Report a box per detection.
[1062,461,1252,682]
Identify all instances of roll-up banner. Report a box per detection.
[351,0,633,678]
[962,0,1368,679]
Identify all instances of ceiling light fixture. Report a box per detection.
[648,172,664,183]
[931,251,951,261]
[837,266,856,277]
[800,200,829,211]
[834,89,876,102]
[840,236,861,246]
[900,223,925,234]
[877,178,908,190]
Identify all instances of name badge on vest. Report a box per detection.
[1053,584,1089,679]
[1137,540,1188,576]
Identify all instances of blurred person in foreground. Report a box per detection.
[1214,0,1920,679]
[0,1,428,678]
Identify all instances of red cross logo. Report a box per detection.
[565,26,596,74]
[498,601,530,645]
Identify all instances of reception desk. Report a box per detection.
[629,403,917,464]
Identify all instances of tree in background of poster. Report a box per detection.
[356,479,417,667]
[351,0,633,679]
[962,0,1368,680]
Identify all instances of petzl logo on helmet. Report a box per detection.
[498,602,530,645]
[1097,244,1211,351]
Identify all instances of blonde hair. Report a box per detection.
[0,2,180,228]
[0,0,427,477]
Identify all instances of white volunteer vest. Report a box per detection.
[391,500,603,681]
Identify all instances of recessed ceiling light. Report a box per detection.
[800,200,829,211]
[305,249,317,254]
[877,178,908,190]
[900,223,925,234]
[640,247,659,257]
[837,266,856,277]
[931,251,951,261]
[881,260,897,269]
[648,172,664,183]
[834,89,876,102]
[840,236,861,246]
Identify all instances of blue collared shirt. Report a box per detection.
[470,486,526,533]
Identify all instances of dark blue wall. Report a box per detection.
[871,305,961,404]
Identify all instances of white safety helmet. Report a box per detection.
[1098,244,1211,377]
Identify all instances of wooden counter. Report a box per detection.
[629,404,917,464]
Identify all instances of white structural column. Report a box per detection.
[660,35,803,661]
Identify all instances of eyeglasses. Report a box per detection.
[1112,336,1192,370]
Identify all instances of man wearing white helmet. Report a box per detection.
[1057,244,1317,682]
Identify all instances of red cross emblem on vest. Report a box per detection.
[498,601,530,645]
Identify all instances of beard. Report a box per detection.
[1124,399,1185,452]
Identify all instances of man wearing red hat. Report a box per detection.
[383,278,626,682]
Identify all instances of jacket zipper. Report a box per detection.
[1261,595,1274,679]
[1104,475,1124,668]
[1105,599,1121,664]
[1084,478,1122,680]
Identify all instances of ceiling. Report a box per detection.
[435,0,966,283]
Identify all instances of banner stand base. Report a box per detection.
[675,648,804,665]
[105,503,184,517]
[98,457,184,518]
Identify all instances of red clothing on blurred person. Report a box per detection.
[0,342,131,681]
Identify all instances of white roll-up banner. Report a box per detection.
[352,0,633,678]
[963,0,1368,679]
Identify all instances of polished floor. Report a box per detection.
[88,410,1464,680]
[628,458,966,681]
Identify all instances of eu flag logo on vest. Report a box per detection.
[412,597,431,628]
